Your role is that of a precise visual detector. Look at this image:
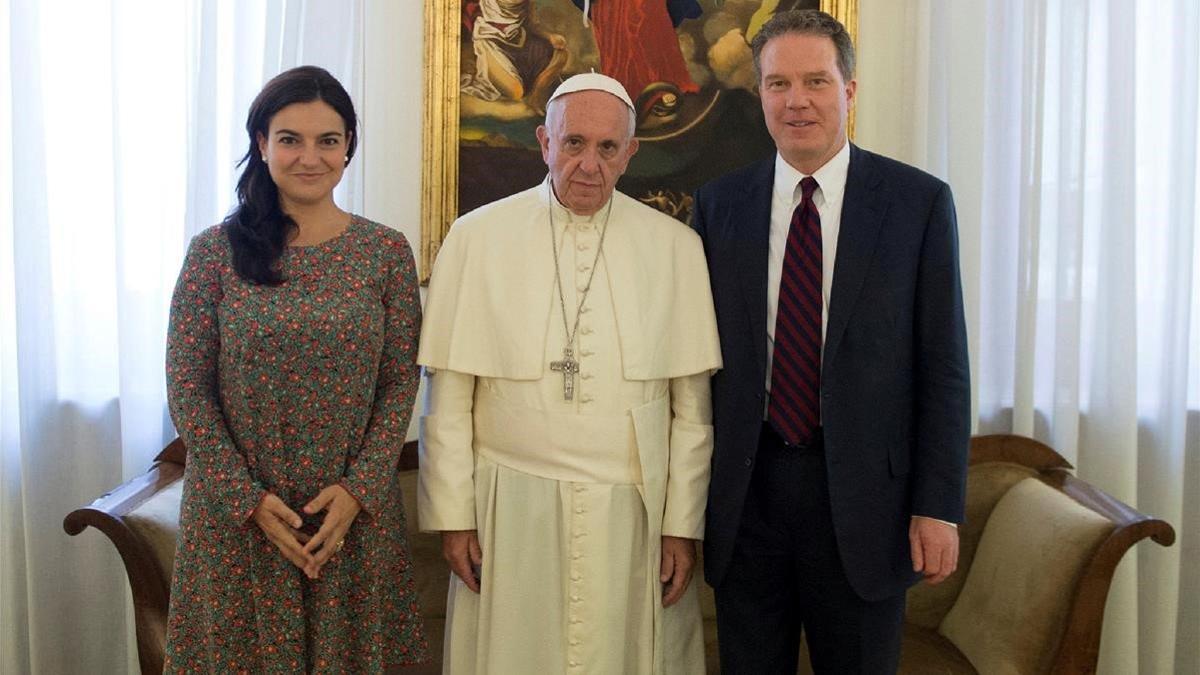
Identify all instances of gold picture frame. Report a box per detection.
[421,0,859,282]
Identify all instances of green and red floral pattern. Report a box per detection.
[164,217,427,673]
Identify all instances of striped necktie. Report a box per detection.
[768,176,822,446]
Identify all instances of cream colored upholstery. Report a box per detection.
[121,478,185,653]
[906,462,1038,629]
[940,478,1114,674]
[124,479,185,585]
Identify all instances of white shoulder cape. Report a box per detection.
[418,178,722,380]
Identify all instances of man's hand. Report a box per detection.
[660,536,697,607]
[910,516,959,585]
[301,483,362,579]
[442,530,483,593]
[252,492,314,572]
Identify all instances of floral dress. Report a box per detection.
[163,216,427,673]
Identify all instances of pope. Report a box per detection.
[417,72,722,674]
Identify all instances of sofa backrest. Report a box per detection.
[906,461,1040,628]
[939,477,1114,673]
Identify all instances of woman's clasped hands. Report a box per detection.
[251,484,362,579]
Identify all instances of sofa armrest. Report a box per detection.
[62,438,185,675]
[1047,471,1176,672]
[939,469,1176,674]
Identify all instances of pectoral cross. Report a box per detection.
[550,347,580,400]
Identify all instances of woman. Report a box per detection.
[164,66,426,673]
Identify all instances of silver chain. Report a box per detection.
[548,181,613,352]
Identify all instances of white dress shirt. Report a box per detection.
[765,142,850,393]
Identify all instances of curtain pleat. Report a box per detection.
[860,0,1198,671]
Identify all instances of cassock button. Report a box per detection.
[577,264,589,273]
[577,243,589,251]
[745,457,753,467]
[575,507,585,514]
[580,305,590,313]
[581,326,593,335]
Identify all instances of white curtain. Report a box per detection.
[860,0,1199,672]
[0,1,363,672]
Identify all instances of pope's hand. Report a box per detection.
[443,530,483,593]
[660,535,697,607]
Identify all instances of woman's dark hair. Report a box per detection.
[225,66,358,285]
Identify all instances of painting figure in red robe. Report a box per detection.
[571,0,703,126]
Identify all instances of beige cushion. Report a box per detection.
[125,478,185,579]
[907,462,1038,629]
[940,477,1114,674]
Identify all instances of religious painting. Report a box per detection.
[421,0,858,280]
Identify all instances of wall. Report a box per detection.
[856,0,987,431]
[361,0,424,249]
[362,0,427,439]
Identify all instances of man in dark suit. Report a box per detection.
[691,10,971,673]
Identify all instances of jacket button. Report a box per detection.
[744,457,753,467]
[822,392,831,399]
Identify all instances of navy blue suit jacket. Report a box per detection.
[692,145,971,601]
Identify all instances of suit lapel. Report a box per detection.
[824,145,887,373]
[735,159,774,381]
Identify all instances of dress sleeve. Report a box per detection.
[661,371,714,540]
[417,369,478,531]
[340,236,423,519]
[166,232,266,524]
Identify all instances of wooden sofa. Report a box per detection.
[65,434,1174,673]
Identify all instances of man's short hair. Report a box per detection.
[751,9,856,84]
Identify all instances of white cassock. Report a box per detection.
[418,177,722,674]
